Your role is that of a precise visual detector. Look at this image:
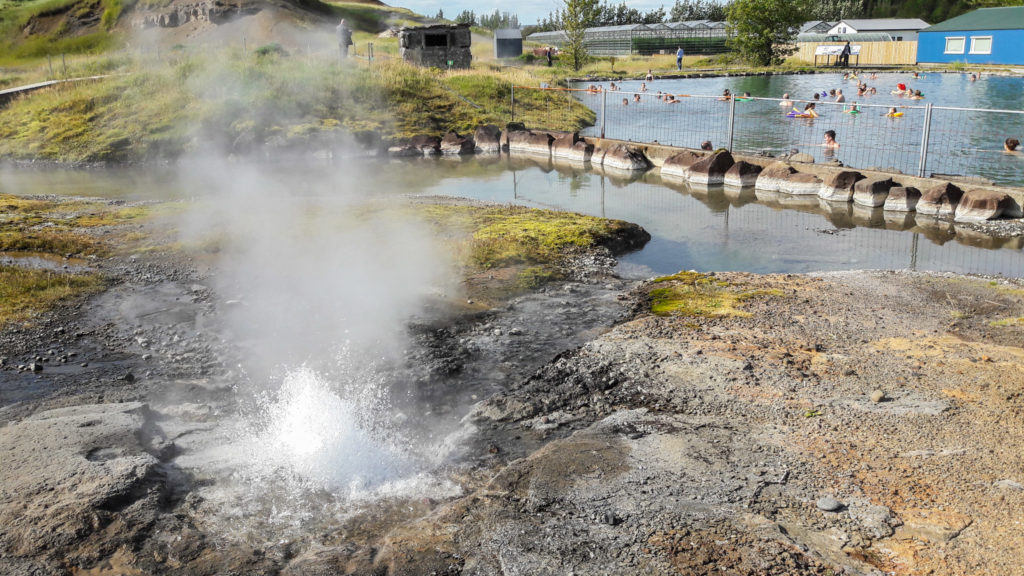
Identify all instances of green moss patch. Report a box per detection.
[649,271,782,318]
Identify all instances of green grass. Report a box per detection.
[0,49,599,163]
[0,265,103,326]
[648,271,782,318]
[416,204,633,268]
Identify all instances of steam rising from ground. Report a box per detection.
[175,159,458,500]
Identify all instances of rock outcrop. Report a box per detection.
[852,176,895,207]
[883,186,921,212]
[387,135,441,156]
[780,172,822,195]
[954,190,1023,222]
[599,144,651,172]
[818,170,864,202]
[660,150,703,180]
[723,161,763,187]
[917,182,964,217]
[0,403,162,562]
[686,150,734,185]
[474,125,502,154]
[755,162,797,192]
[551,132,593,163]
[440,131,475,155]
[136,1,258,28]
[507,130,554,157]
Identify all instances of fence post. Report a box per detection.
[726,95,736,151]
[510,85,515,122]
[600,88,607,139]
[62,53,67,78]
[368,42,374,64]
[917,103,933,178]
[48,55,53,79]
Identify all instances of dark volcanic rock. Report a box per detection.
[600,144,651,172]
[686,150,734,185]
[884,186,922,212]
[954,189,1023,222]
[853,176,895,207]
[440,131,475,155]
[723,161,762,187]
[474,125,502,154]
[755,162,797,192]
[818,170,864,202]
[917,182,964,217]
[660,150,703,180]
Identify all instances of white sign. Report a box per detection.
[814,45,861,56]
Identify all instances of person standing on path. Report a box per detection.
[839,41,851,67]
[546,47,553,67]
[676,46,684,71]
[337,18,353,59]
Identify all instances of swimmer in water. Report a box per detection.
[780,93,793,107]
[823,129,839,150]
[804,103,819,118]
[719,89,732,101]
[633,93,641,103]
[885,107,900,117]
[1005,138,1021,153]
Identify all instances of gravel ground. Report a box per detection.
[1,213,1022,575]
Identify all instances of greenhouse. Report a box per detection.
[526,21,731,56]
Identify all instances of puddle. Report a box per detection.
[0,251,90,272]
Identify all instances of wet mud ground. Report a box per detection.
[1,209,1023,575]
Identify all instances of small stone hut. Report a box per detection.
[494,28,523,58]
[399,24,472,69]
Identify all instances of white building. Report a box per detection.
[826,18,930,41]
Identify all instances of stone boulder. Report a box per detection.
[600,144,651,172]
[780,172,822,195]
[507,130,554,157]
[755,162,797,192]
[474,125,502,154]
[723,161,763,187]
[686,150,734,185]
[0,403,161,560]
[954,190,1024,222]
[852,176,895,207]
[500,122,527,151]
[551,132,593,163]
[790,152,815,163]
[818,170,864,202]
[883,186,921,212]
[660,150,703,180]
[917,182,964,217]
[387,135,441,157]
[440,131,475,155]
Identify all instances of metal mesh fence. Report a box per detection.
[514,86,1024,187]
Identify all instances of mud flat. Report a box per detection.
[1,198,1023,575]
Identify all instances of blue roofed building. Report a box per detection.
[916,7,1024,65]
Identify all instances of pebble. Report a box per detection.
[30,362,43,373]
[816,496,843,512]
[870,389,886,403]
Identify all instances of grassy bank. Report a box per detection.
[0,193,159,326]
[416,203,642,298]
[0,50,593,163]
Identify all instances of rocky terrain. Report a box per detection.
[1,198,1023,575]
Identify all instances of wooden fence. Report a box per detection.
[795,41,918,66]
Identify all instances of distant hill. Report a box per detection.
[0,0,409,59]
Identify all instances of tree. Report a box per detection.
[455,10,476,25]
[435,9,444,20]
[562,0,601,70]
[803,0,865,20]
[669,0,728,21]
[726,0,807,66]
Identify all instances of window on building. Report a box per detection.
[944,36,965,54]
[970,36,992,54]
[896,36,903,41]
[424,33,448,48]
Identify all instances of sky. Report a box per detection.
[394,0,685,26]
